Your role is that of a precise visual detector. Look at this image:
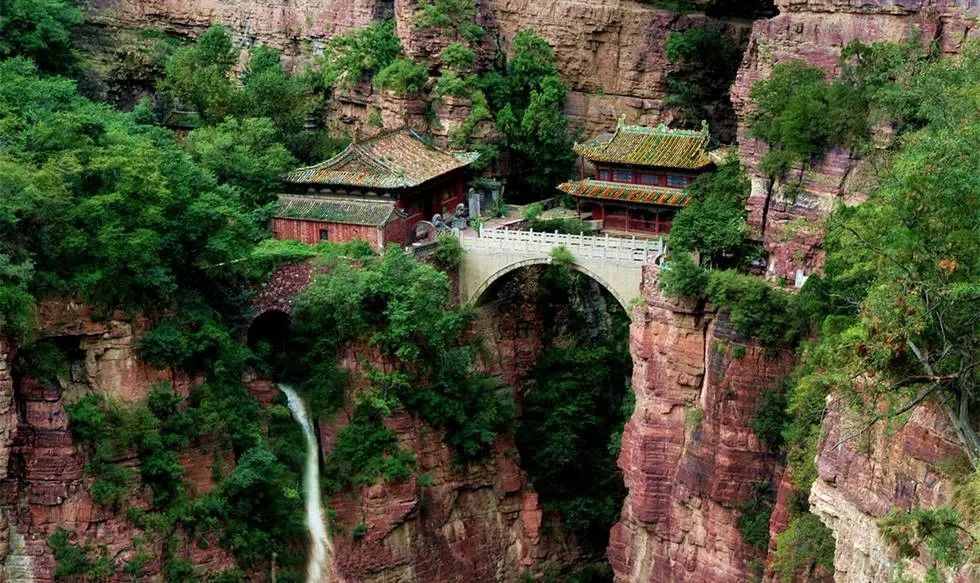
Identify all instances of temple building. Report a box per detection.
[558,119,714,236]
[272,128,479,249]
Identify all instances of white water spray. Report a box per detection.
[279,384,336,582]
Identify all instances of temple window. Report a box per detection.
[597,168,611,180]
[639,173,660,185]
[612,169,634,183]
[319,228,329,241]
[667,174,688,188]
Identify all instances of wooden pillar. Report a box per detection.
[654,210,660,234]
[626,205,632,233]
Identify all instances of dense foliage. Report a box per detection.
[320,20,404,90]
[772,513,835,582]
[749,39,934,177]
[667,157,750,267]
[0,0,82,72]
[285,247,515,466]
[511,260,633,547]
[0,57,265,337]
[744,40,980,577]
[736,482,776,551]
[158,25,336,163]
[318,7,575,198]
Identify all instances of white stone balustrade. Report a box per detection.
[463,227,663,265]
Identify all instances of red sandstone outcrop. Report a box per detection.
[327,411,566,581]
[311,331,578,581]
[731,0,979,282]
[610,265,796,582]
[808,397,966,582]
[0,311,237,582]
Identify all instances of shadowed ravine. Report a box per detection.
[279,384,336,583]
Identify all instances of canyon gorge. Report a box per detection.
[0,0,978,581]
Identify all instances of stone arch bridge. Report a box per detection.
[457,228,664,310]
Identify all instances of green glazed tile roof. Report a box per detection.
[274,195,397,226]
[558,180,692,207]
[573,119,713,170]
[284,128,478,188]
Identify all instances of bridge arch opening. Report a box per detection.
[473,261,633,577]
[471,258,632,312]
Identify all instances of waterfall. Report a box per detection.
[279,384,335,582]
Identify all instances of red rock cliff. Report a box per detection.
[730,3,978,580]
[0,305,236,582]
[81,0,754,136]
[609,265,796,582]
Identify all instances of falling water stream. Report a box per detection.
[279,383,335,582]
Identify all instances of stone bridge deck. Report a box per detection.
[458,228,664,309]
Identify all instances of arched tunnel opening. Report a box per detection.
[247,309,292,378]
[474,262,633,580]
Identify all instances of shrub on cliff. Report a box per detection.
[772,513,835,582]
[287,247,516,463]
[736,482,776,551]
[374,57,429,95]
[49,528,116,581]
[433,233,464,269]
[664,25,741,132]
[749,38,935,178]
[658,252,708,299]
[320,20,402,89]
[414,0,485,43]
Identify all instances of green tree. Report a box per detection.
[439,42,476,72]
[158,25,239,124]
[188,117,296,209]
[240,45,315,143]
[0,0,82,72]
[495,32,576,197]
[414,0,485,43]
[811,115,980,464]
[373,57,429,95]
[668,157,750,266]
[772,513,835,582]
[0,57,262,314]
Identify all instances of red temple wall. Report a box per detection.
[271,218,384,249]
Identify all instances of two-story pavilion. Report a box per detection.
[272,128,478,249]
[558,119,714,235]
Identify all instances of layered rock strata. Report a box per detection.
[82,0,753,135]
[809,398,965,582]
[609,265,796,582]
[0,307,236,582]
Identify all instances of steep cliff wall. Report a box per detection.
[731,2,978,580]
[809,399,964,582]
[731,0,979,283]
[81,0,755,135]
[0,298,574,582]
[0,305,236,582]
[609,266,796,582]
